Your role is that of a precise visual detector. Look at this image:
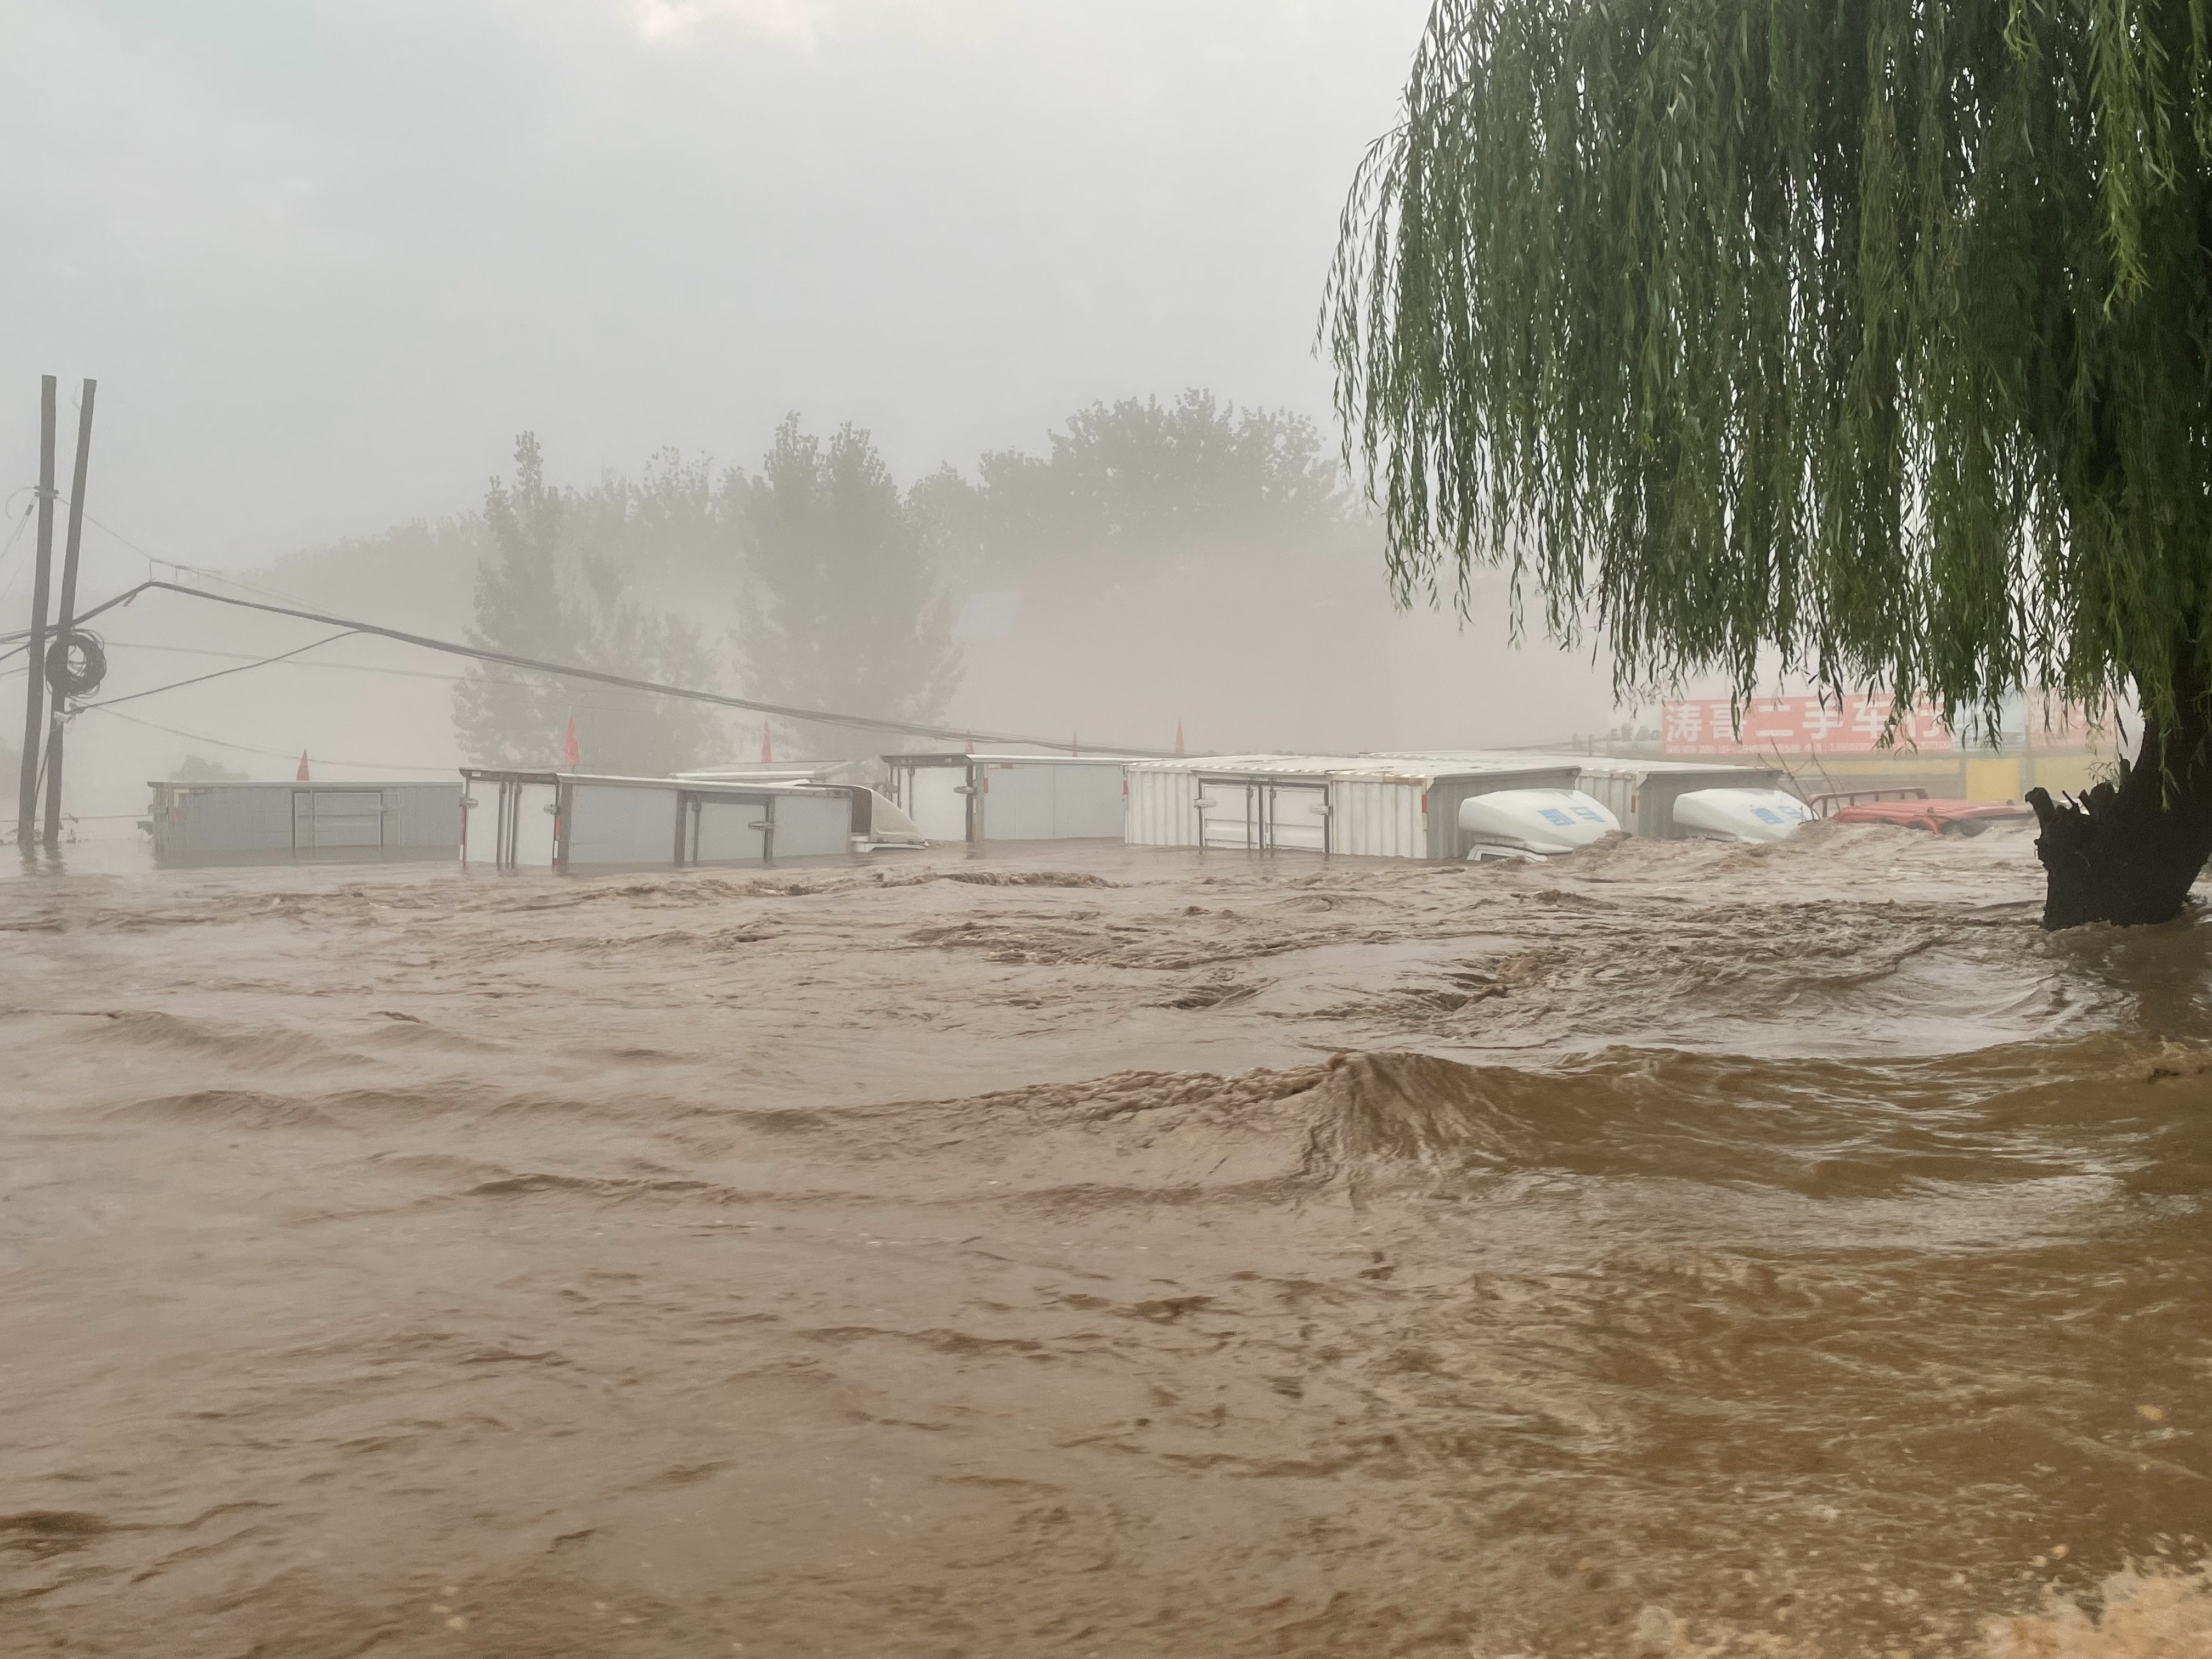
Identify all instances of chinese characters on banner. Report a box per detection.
[1660,695,1953,757]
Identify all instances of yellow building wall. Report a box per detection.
[1960,757,2022,802]
[1814,752,2106,805]
[1634,730,2117,802]
[2027,753,2106,798]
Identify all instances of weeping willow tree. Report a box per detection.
[1329,0,2212,928]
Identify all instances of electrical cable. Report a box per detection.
[0,497,38,592]
[1,633,755,712]
[80,630,356,710]
[70,505,359,613]
[1,580,167,645]
[6,579,1173,754]
[76,704,455,773]
[44,630,108,699]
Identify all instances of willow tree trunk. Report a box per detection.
[2027,677,2212,929]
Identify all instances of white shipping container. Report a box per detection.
[145,780,464,867]
[566,783,681,867]
[461,771,857,872]
[907,765,969,840]
[1328,775,1429,860]
[1122,755,1586,861]
[884,753,1134,843]
[1124,765,1200,848]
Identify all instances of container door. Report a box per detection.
[691,797,769,864]
[184,787,293,854]
[564,784,678,866]
[1053,765,1127,839]
[982,764,1057,839]
[1265,783,1329,852]
[768,793,851,859]
[907,765,970,842]
[1198,778,1257,848]
[294,790,386,849]
[388,785,465,852]
[514,782,558,867]
[462,781,503,866]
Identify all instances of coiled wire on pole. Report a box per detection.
[44,629,107,701]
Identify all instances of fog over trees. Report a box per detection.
[6,2,1647,815]
[20,1,1652,817]
[455,435,723,775]
[740,417,961,761]
[918,391,1350,582]
[439,390,1361,771]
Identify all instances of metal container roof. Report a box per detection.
[1124,753,1573,783]
[1364,749,1776,778]
[460,768,843,799]
[145,778,458,789]
[680,763,863,785]
[884,752,1139,767]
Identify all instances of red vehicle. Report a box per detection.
[1808,788,2036,837]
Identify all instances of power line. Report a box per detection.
[0,633,798,719]
[18,579,1172,754]
[1,648,775,729]
[77,704,455,773]
[59,502,332,612]
[13,636,669,698]
[81,630,359,710]
[0,497,38,603]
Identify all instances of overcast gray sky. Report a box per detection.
[3,0,1434,575]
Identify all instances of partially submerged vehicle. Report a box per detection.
[1812,788,2036,836]
[1367,752,1802,843]
[1671,787,1812,842]
[1457,788,1622,860]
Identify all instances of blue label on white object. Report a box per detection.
[1752,807,1781,823]
[1572,806,1604,821]
[1538,808,1573,826]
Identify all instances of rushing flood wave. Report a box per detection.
[3,827,2209,1655]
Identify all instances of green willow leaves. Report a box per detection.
[1328,0,2212,732]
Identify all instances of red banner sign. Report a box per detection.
[1661,695,1953,757]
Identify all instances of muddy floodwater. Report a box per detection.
[3,825,2209,1657]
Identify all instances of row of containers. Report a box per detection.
[144,751,1808,870]
[144,767,899,870]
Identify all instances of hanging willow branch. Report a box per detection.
[1327,0,2212,735]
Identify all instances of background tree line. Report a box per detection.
[450,391,1352,770]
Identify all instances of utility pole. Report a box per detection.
[15,377,57,851]
[42,379,95,849]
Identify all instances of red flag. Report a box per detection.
[296,750,311,781]
[1174,718,1184,754]
[964,736,973,755]
[562,714,580,768]
[760,722,773,764]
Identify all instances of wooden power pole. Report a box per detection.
[15,377,56,851]
[41,379,96,849]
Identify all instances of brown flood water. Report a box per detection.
[3,823,2208,1657]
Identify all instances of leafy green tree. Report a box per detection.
[737,417,961,759]
[1330,0,2212,927]
[454,435,724,775]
